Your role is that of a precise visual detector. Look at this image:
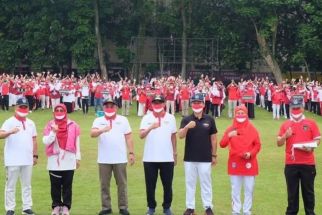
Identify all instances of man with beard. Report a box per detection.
[179,93,218,215]
[277,95,320,215]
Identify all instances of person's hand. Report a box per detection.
[76,160,80,169]
[10,127,20,135]
[185,121,196,129]
[150,122,160,130]
[128,153,135,166]
[101,125,111,133]
[243,152,251,159]
[228,130,238,138]
[211,156,217,166]
[51,124,58,133]
[33,157,38,166]
[284,127,293,138]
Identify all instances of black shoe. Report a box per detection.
[98,209,113,215]
[183,208,195,215]
[204,207,214,215]
[119,209,130,215]
[6,211,15,215]
[22,209,35,215]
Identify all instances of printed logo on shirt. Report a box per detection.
[232,162,237,169]
[303,125,309,131]
[203,123,209,128]
[245,162,252,169]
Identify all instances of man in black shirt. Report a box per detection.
[179,93,218,215]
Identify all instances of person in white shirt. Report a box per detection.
[0,97,38,215]
[139,95,177,215]
[43,104,81,215]
[80,80,90,115]
[91,98,135,215]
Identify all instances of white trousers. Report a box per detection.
[230,175,255,215]
[45,96,50,108]
[260,95,265,108]
[138,103,145,116]
[5,165,33,211]
[272,104,280,119]
[184,162,213,209]
[40,95,46,109]
[228,100,237,118]
[166,100,175,115]
[51,98,61,111]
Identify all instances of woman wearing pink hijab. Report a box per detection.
[220,105,261,215]
[43,104,81,215]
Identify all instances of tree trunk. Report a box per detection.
[158,41,164,76]
[304,59,311,80]
[181,0,187,80]
[254,24,283,83]
[94,0,107,80]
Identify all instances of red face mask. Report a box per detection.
[152,104,164,113]
[17,107,28,114]
[191,103,203,110]
[291,108,303,115]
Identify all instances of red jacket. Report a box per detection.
[220,121,261,176]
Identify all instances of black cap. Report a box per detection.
[16,97,29,107]
[290,95,304,108]
[152,95,165,103]
[103,98,117,105]
[191,93,204,103]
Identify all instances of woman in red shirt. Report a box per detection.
[220,105,261,215]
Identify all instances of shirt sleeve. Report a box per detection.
[278,122,287,137]
[310,121,321,140]
[171,115,177,134]
[124,118,132,134]
[140,115,149,130]
[180,117,188,129]
[32,121,37,137]
[209,118,217,135]
[92,118,100,129]
[1,119,10,132]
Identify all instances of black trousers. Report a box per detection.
[49,170,75,209]
[211,104,219,117]
[64,102,73,113]
[143,162,174,210]
[2,95,9,110]
[205,101,210,114]
[246,102,255,119]
[284,165,316,215]
[285,104,290,119]
[26,95,34,110]
[82,98,89,114]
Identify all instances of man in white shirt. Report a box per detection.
[0,97,38,215]
[139,95,177,215]
[91,98,135,215]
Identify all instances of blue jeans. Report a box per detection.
[95,98,102,112]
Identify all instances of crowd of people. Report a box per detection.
[1,72,322,120]
[0,71,321,215]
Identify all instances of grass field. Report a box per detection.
[0,105,321,215]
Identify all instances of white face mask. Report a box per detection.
[192,108,203,113]
[16,111,28,117]
[153,108,164,113]
[105,112,116,117]
[236,117,247,123]
[55,115,65,120]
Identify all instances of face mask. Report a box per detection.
[236,117,247,123]
[16,108,28,117]
[191,103,204,113]
[104,107,116,117]
[152,104,164,113]
[54,112,66,120]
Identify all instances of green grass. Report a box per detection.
[0,105,321,215]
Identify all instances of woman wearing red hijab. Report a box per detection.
[220,105,261,215]
[43,104,81,215]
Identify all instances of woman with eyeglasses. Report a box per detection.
[42,104,81,215]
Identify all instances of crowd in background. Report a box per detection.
[0,72,321,118]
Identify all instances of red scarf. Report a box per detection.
[54,104,68,150]
[104,107,116,128]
